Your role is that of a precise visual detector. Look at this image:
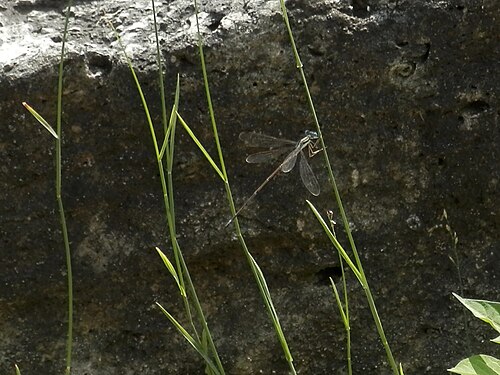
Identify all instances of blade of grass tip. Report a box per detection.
[155,302,221,375]
[14,364,21,375]
[329,277,347,324]
[249,255,281,323]
[306,200,361,281]
[155,247,186,297]
[399,363,405,375]
[22,102,59,139]
[176,112,224,181]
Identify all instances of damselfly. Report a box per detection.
[226,130,321,226]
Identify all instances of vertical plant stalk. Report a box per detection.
[429,209,469,350]
[278,1,399,373]
[327,212,352,375]
[151,1,224,370]
[192,0,297,373]
[110,3,225,372]
[56,2,74,374]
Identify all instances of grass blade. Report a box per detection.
[155,247,186,297]
[22,102,58,139]
[189,0,297,371]
[176,112,224,181]
[155,303,221,375]
[306,201,361,281]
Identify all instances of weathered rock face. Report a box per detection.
[1,0,499,373]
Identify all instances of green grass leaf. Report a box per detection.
[176,112,225,181]
[22,102,59,139]
[329,277,347,325]
[155,302,221,375]
[155,247,186,297]
[448,354,500,374]
[306,200,361,281]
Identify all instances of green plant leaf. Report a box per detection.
[155,247,186,297]
[453,293,500,342]
[399,363,405,375]
[15,364,21,375]
[22,102,59,139]
[329,277,347,325]
[155,302,221,375]
[176,112,225,181]
[448,354,500,374]
[306,200,361,281]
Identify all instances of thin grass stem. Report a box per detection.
[55,2,74,373]
[111,4,225,372]
[192,0,296,372]
[279,1,399,373]
[22,3,74,370]
[327,212,352,375]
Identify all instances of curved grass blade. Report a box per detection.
[330,277,348,325]
[22,102,58,139]
[155,247,186,297]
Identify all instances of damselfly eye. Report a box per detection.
[305,130,318,139]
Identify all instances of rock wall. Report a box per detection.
[1,0,499,373]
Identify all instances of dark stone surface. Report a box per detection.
[1,0,499,374]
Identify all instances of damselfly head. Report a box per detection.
[305,130,319,140]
